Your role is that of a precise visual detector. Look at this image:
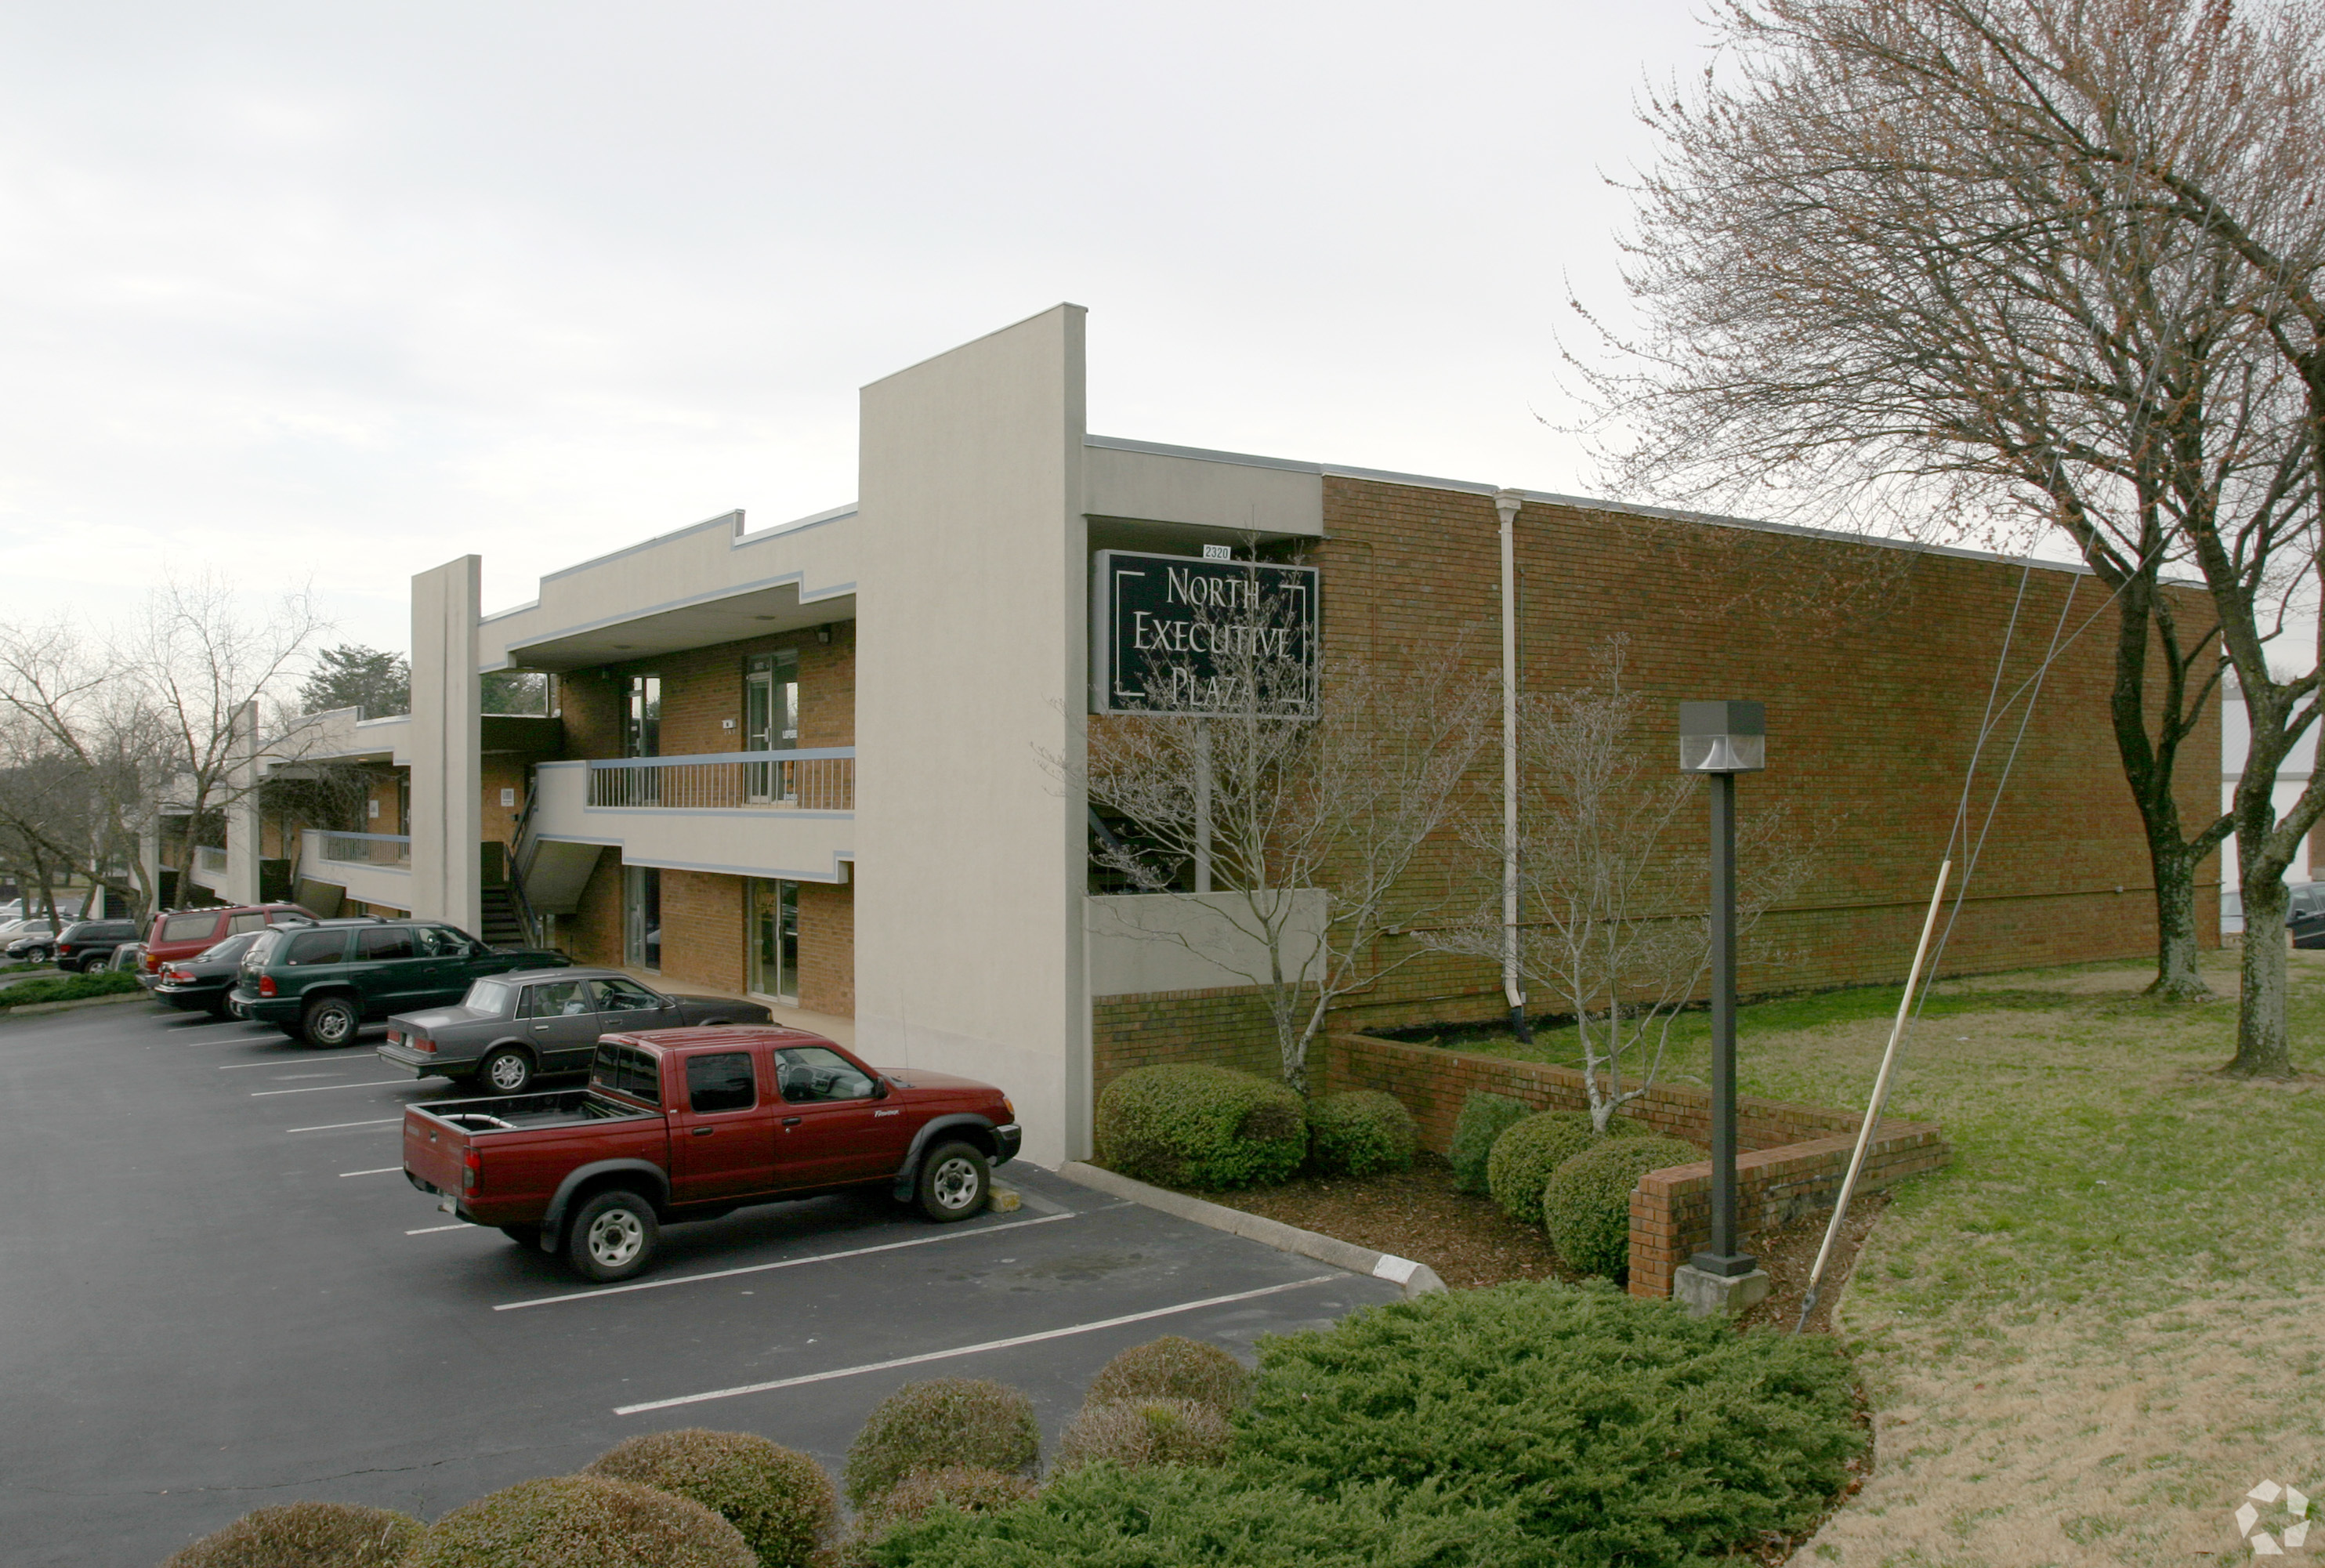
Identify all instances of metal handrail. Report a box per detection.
[586,749,853,812]
[315,830,412,867]
[581,747,854,769]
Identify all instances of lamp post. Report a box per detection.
[1675,699,1769,1314]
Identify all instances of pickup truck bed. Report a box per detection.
[403,1026,1019,1281]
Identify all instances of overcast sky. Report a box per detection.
[0,2,1708,657]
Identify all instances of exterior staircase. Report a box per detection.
[478,885,527,950]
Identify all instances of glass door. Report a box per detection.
[748,878,799,1001]
[625,865,661,971]
[744,651,799,802]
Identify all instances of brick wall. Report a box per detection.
[798,880,855,1016]
[1091,987,1280,1101]
[1324,1032,1948,1300]
[660,869,746,994]
[560,623,856,762]
[1297,477,2222,1032]
[480,755,526,847]
[566,848,625,967]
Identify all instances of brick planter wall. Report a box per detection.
[1324,1032,1949,1300]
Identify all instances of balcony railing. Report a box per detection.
[195,846,227,873]
[586,748,855,811]
[317,830,412,867]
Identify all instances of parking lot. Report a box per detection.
[0,997,1403,1566]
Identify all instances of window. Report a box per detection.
[161,912,218,942]
[201,932,260,962]
[589,1045,660,1103]
[465,980,515,1016]
[686,1052,756,1114]
[590,977,662,1011]
[529,980,593,1018]
[774,1045,876,1103]
[357,926,416,961]
[227,912,269,935]
[625,866,661,970]
[418,925,473,957]
[282,931,349,966]
[626,675,661,758]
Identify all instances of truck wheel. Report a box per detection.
[567,1190,658,1282]
[916,1142,990,1223]
[479,1047,534,1094]
[298,994,360,1047]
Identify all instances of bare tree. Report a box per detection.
[1426,650,1809,1129]
[1064,581,1490,1095]
[1575,0,2325,1072]
[129,574,331,889]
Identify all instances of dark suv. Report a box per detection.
[53,919,142,972]
[231,919,570,1046]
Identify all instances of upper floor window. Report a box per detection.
[626,675,661,758]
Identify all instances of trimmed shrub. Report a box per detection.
[1236,1280,1868,1563]
[1483,1110,1645,1225]
[407,1476,752,1568]
[1093,1064,1306,1190]
[1544,1135,1705,1278]
[1055,1398,1233,1473]
[162,1502,422,1567]
[0,969,143,1009]
[842,1379,1039,1508]
[864,1461,1527,1568]
[825,1468,1036,1568]
[1082,1335,1251,1417]
[1445,1092,1531,1195]
[586,1427,837,1568]
[1302,1090,1418,1177]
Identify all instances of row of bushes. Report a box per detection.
[1451,1092,1704,1277]
[0,969,143,1010]
[167,1287,1863,1568]
[1094,1064,1418,1189]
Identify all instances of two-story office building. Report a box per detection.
[227,305,2215,1169]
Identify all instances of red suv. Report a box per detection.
[142,904,318,978]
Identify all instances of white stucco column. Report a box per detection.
[410,556,483,934]
[223,702,264,907]
[853,305,1092,1167]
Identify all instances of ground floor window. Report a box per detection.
[625,864,661,970]
[748,878,799,1002]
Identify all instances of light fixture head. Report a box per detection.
[1679,700,1766,773]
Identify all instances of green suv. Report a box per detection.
[230,918,570,1046]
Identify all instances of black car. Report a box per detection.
[378,968,776,1092]
[151,929,288,1016]
[2289,883,2325,949]
[53,919,141,973]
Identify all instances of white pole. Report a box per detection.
[1193,719,1212,894]
[1800,858,1952,1309]
[1492,490,1526,1034]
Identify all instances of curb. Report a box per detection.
[1057,1161,1446,1298]
[0,991,154,1019]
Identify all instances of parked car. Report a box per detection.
[52,918,143,973]
[231,918,570,1046]
[142,902,319,977]
[150,930,288,1016]
[108,942,147,972]
[2290,883,2325,950]
[3,921,57,963]
[401,1027,1020,1280]
[378,968,775,1093]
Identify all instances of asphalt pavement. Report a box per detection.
[0,998,1402,1566]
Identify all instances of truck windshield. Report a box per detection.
[465,980,514,1014]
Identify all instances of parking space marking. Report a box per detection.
[285,1117,403,1133]
[407,1222,475,1235]
[251,1078,413,1096]
[219,1054,368,1069]
[339,1167,402,1177]
[613,1275,1339,1415]
[494,1209,1095,1312]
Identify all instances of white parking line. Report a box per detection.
[285,1117,403,1133]
[219,1054,366,1069]
[251,1079,412,1097]
[407,1222,474,1235]
[613,1275,1338,1415]
[339,1167,401,1177]
[495,1211,1089,1312]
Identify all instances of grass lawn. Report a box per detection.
[1443,948,2325,1566]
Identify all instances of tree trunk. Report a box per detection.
[2228,863,2294,1078]
[2146,837,2211,1000]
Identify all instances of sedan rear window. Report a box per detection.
[465,980,514,1015]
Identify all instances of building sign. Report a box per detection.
[1092,550,1319,716]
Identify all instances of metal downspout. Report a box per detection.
[1492,489,1530,1042]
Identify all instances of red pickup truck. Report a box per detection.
[402,1027,1020,1281]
